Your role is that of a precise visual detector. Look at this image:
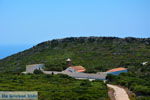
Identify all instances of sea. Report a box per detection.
[0,45,33,59]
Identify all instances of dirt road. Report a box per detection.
[107,84,130,100]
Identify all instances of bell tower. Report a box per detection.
[66,58,72,67]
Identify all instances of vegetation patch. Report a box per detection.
[0,74,109,100]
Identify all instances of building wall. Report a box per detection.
[26,64,44,73]
[64,72,107,80]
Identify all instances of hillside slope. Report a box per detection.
[0,37,150,73]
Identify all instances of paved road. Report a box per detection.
[107,84,130,100]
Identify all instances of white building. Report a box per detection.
[142,62,148,65]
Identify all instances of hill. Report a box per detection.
[0,37,150,73]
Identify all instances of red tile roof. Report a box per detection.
[107,67,127,72]
[71,66,86,72]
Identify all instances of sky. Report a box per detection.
[0,0,150,58]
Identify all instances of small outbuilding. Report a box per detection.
[106,67,127,75]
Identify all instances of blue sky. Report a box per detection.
[0,0,150,58]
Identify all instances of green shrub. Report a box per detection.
[33,69,43,74]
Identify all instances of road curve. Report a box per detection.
[107,84,130,100]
